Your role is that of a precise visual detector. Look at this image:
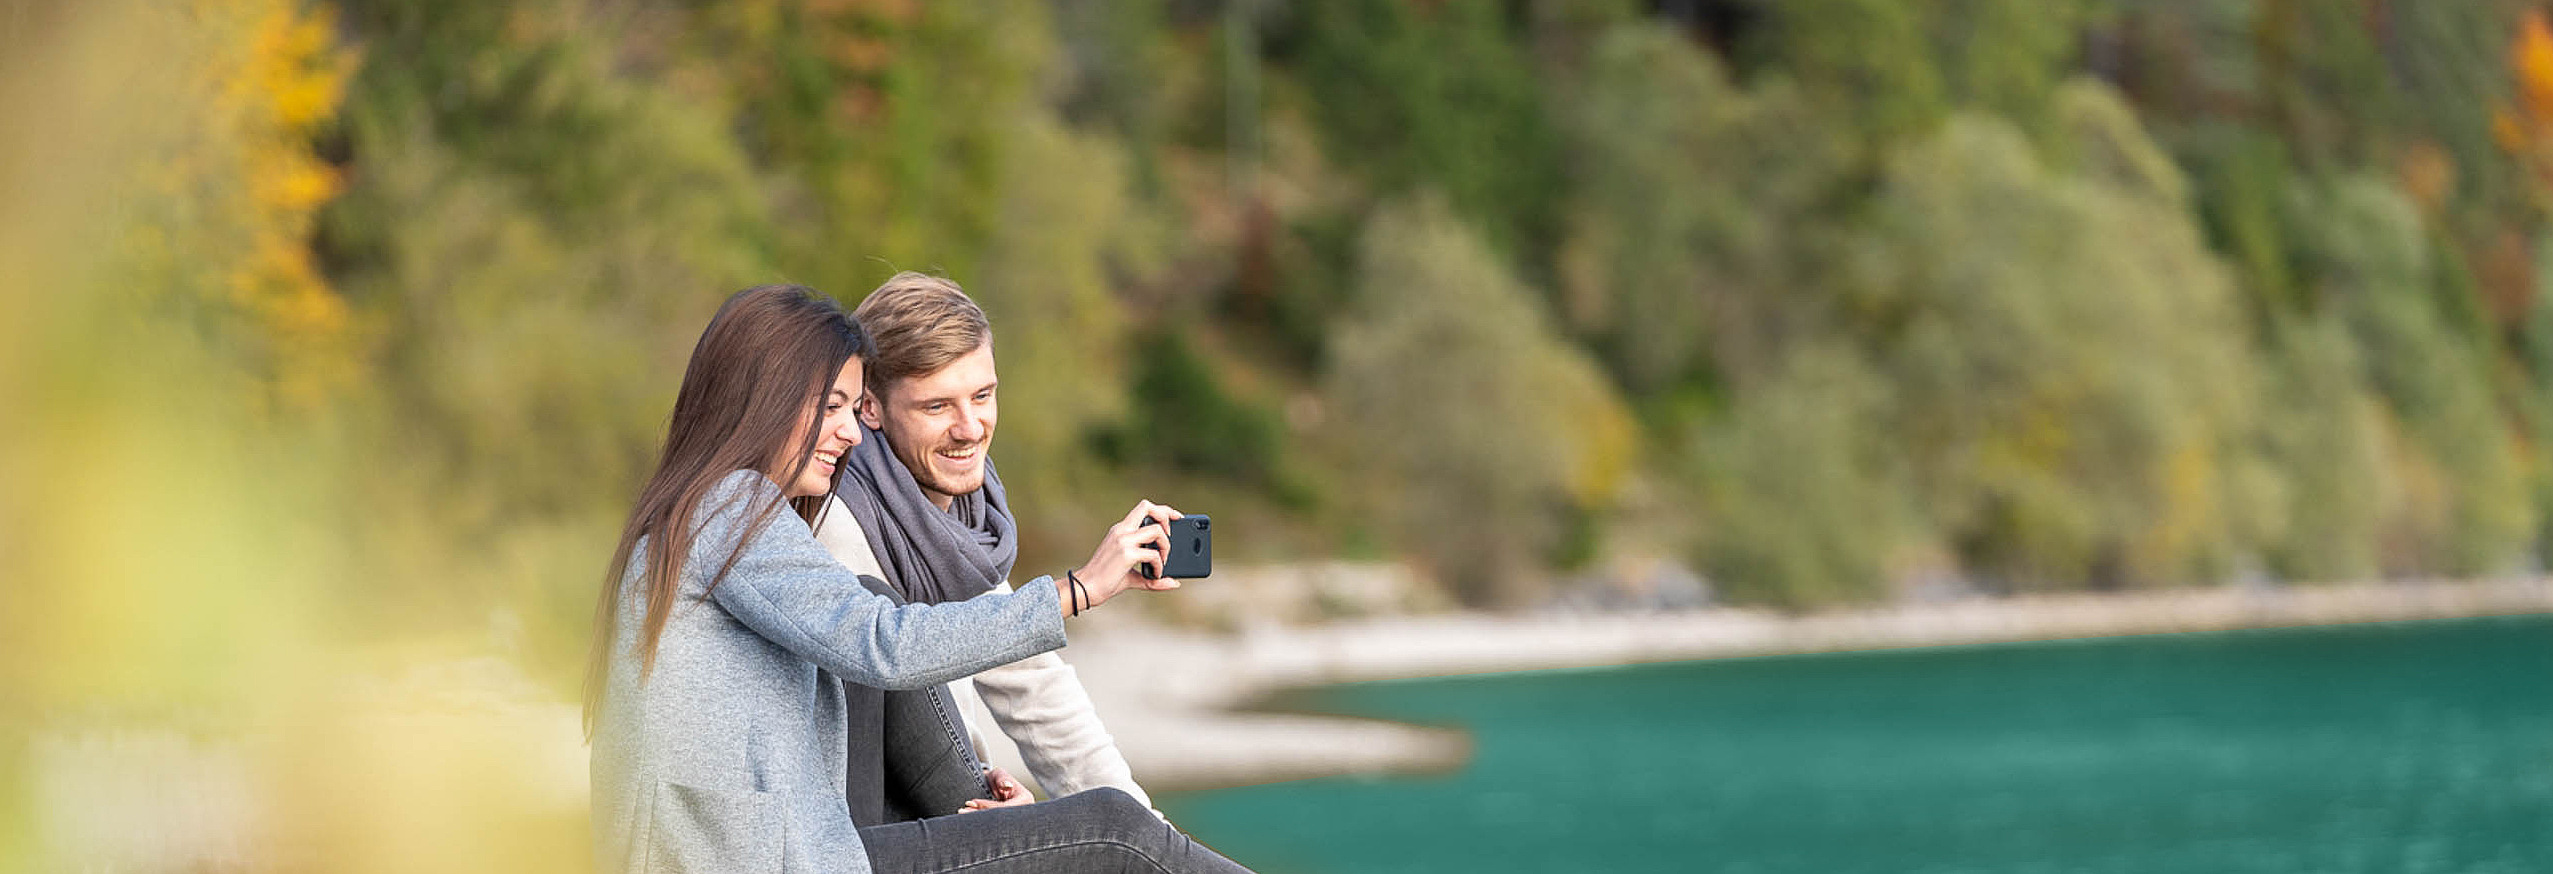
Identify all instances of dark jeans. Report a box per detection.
[860,787,1252,874]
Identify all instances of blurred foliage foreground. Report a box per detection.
[8,0,2553,869]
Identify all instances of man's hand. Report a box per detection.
[956,767,1035,813]
[1064,500,1185,614]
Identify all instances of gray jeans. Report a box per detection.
[859,787,1252,874]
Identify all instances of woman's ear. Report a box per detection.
[856,392,882,430]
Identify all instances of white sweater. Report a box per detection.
[812,496,1158,813]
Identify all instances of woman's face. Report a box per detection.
[781,357,866,499]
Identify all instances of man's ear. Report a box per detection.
[856,392,883,430]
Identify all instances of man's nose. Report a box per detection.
[951,408,987,443]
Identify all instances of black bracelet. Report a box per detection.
[1066,569,1087,616]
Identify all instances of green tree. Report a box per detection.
[2254,316,2388,581]
[1748,0,1947,146]
[1933,0,2088,140]
[694,0,1055,292]
[1326,197,1634,606]
[1557,21,1746,394]
[1558,21,1859,401]
[321,2,777,665]
[2292,176,2535,575]
[1691,344,1907,606]
[1859,107,2262,589]
[1286,0,1565,264]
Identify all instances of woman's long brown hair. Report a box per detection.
[584,284,871,736]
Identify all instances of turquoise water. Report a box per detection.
[1160,614,2553,874]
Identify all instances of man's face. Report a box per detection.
[861,341,997,511]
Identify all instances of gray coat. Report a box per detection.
[591,471,1067,873]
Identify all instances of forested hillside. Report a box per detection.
[12,1,2553,667]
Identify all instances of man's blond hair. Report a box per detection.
[852,271,992,398]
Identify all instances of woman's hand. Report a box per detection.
[1059,500,1183,615]
[956,767,1035,813]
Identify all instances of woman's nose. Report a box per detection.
[835,417,862,446]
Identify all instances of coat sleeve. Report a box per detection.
[695,471,1066,690]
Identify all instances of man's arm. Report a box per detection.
[819,496,1157,813]
[967,584,1159,814]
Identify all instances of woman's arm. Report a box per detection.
[695,472,1067,690]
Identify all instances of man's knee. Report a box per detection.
[1067,786,1173,846]
[1079,787,1149,824]
[1068,790,1218,873]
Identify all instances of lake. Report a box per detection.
[1159,613,2553,874]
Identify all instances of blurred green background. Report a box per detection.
[4,0,2552,869]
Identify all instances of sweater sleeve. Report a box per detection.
[971,642,1158,813]
[695,471,1066,690]
[810,494,889,578]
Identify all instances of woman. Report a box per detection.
[587,285,1248,874]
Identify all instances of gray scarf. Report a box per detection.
[830,425,1018,605]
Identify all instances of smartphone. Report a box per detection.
[1138,514,1211,580]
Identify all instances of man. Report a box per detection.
[815,271,1159,819]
